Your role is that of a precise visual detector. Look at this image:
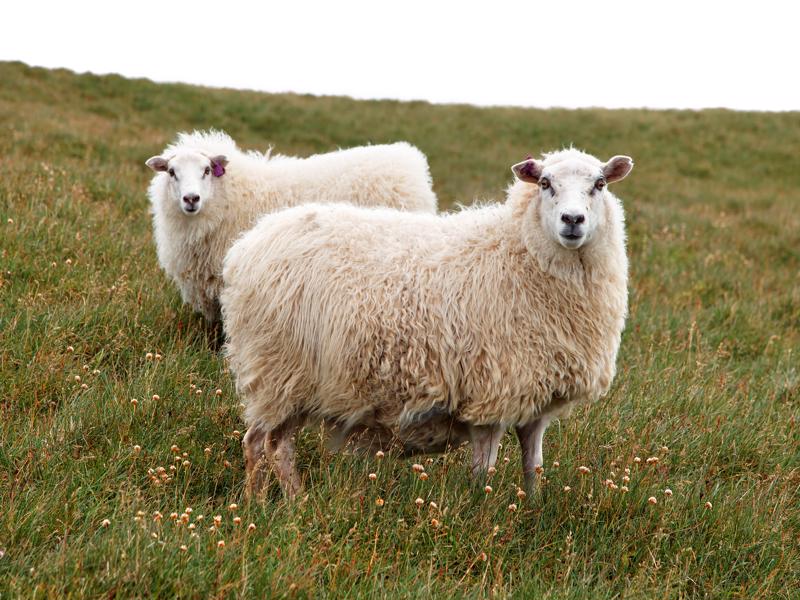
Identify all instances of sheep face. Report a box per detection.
[146,150,228,216]
[512,151,633,250]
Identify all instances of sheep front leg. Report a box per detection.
[515,417,550,494]
[469,424,505,480]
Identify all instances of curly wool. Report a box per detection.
[147,130,437,321]
[222,152,628,446]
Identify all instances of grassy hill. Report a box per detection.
[1,60,798,599]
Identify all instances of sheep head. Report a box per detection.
[146,150,228,216]
[512,150,632,250]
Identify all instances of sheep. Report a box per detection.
[145,130,438,323]
[221,148,634,498]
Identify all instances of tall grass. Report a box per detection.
[1,61,798,598]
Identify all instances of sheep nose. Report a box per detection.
[183,193,200,205]
[561,213,585,225]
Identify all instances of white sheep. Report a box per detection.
[145,130,438,322]
[221,148,633,498]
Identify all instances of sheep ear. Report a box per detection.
[603,156,634,183]
[210,155,228,177]
[146,156,169,172]
[511,158,543,183]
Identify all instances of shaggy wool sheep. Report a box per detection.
[146,130,438,322]
[221,148,633,498]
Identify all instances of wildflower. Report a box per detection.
[633,457,641,464]
[233,517,242,525]
[190,384,196,390]
[74,375,81,383]
[65,258,72,265]
[81,383,88,390]
[145,352,153,360]
[429,501,438,510]
[503,457,510,464]
[67,345,74,352]
[180,545,187,552]
[223,460,232,468]
[646,456,659,465]
[247,523,256,532]
[516,488,527,500]
[622,475,630,483]
[419,472,429,481]
[430,518,440,528]
[577,466,591,475]
[92,369,100,375]
[188,523,196,531]
[487,466,496,476]
[552,461,560,468]
[171,445,179,453]
[185,507,193,514]
[154,353,162,360]
[508,503,518,512]
[195,515,204,522]
[204,447,212,455]
[478,551,487,561]
[130,398,138,407]
[412,463,425,473]
[232,430,241,438]
[624,468,631,475]
[215,389,223,396]
[415,498,424,507]
[484,485,493,494]
[195,389,202,396]
[375,450,385,459]
[217,540,225,549]
[181,513,190,524]
[101,519,111,528]
[152,394,160,401]
[229,503,238,511]
[153,511,163,522]
[648,496,657,505]
[7,218,13,224]
[375,498,385,507]
[213,515,222,527]
[426,457,434,464]
[704,501,713,510]
[664,488,673,497]
[620,486,629,493]
[534,465,544,475]
[182,460,190,467]
[563,486,571,492]
[368,473,377,481]
[133,445,141,454]
[170,512,178,521]
[661,446,669,453]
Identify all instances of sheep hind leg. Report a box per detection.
[267,417,303,501]
[243,423,270,500]
[469,424,505,481]
[515,417,551,494]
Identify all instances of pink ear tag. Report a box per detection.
[212,163,225,177]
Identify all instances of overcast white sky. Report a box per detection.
[2,1,798,111]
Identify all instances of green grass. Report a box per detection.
[1,60,798,599]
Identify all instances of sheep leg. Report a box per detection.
[515,417,550,494]
[243,423,270,499]
[266,418,303,500]
[469,424,505,480]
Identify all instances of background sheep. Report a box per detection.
[146,130,438,322]
[221,148,633,498]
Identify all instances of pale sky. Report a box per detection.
[2,1,798,111]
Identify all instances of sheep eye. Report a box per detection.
[204,167,211,176]
[595,179,606,191]
[540,178,550,190]
[168,168,175,177]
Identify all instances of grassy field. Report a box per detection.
[1,60,798,599]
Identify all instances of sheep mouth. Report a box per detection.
[181,205,200,215]
[559,231,585,248]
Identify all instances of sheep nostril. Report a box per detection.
[183,194,199,204]
[575,215,585,224]
[561,213,585,226]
